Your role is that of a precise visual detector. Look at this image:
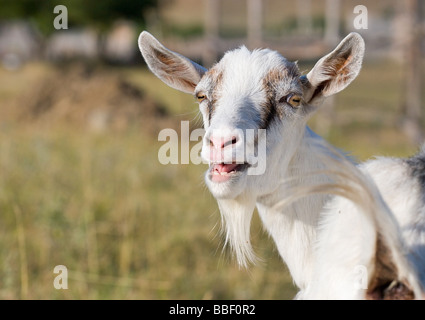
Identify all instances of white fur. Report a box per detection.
[289,143,425,299]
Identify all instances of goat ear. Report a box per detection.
[302,32,365,105]
[138,31,207,94]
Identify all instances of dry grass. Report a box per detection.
[0,123,298,299]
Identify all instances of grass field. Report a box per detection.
[0,56,421,299]
[0,125,298,299]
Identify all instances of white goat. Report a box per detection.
[138,31,425,299]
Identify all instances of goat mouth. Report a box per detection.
[208,162,250,183]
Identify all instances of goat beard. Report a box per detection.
[217,193,257,268]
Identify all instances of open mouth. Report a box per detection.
[209,162,250,183]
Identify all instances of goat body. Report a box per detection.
[289,140,425,299]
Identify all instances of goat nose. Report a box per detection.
[208,134,240,149]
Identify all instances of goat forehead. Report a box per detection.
[199,47,300,95]
[197,47,302,130]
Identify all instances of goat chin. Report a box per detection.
[204,169,248,200]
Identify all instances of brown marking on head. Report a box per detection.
[260,69,282,130]
[204,67,224,124]
[260,63,301,129]
[366,235,415,300]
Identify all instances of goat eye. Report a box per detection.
[286,93,302,108]
[196,93,206,102]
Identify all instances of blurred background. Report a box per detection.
[0,0,424,299]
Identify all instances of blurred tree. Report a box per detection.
[0,0,158,34]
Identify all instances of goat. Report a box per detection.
[138,31,425,299]
[273,139,425,299]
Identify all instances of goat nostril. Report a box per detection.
[209,135,240,149]
[223,136,239,148]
